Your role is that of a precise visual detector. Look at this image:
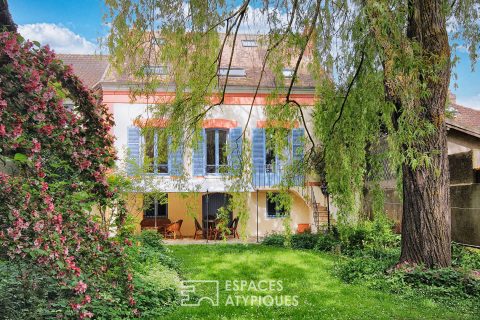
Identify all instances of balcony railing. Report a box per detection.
[252,164,304,188]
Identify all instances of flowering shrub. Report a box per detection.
[0,32,134,318]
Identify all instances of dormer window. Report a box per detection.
[218,67,246,77]
[144,65,168,75]
[282,68,294,78]
[242,40,257,47]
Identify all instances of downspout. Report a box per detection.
[206,189,209,244]
[256,189,259,243]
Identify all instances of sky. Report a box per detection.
[9,0,480,110]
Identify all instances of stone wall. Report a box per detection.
[384,150,480,246]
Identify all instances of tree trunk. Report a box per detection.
[0,0,16,32]
[400,0,451,268]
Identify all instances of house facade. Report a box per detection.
[59,37,329,239]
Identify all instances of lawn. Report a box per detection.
[165,244,472,320]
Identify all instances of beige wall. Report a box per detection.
[447,129,480,155]
[245,190,312,237]
[128,190,313,237]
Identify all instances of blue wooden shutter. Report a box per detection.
[127,127,141,175]
[168,136,184,176]
[252,128,265,186]
[192,129,206,176]
[292,128,304,185]
[229,127,242,173]
[292,128,304,161]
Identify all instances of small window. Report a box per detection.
[218,67,246,77]
[242,40,257,47]
[282,68,294,78]
[144,194,168,218]
[144,65,168,75]
[266,193,287,218]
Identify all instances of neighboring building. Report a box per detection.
[383,94,480,246]
[58,35,328,238]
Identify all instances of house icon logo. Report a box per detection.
[180,280,220,307]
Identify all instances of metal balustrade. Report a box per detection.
[252,164,305,188]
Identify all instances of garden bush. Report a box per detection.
[452,243,480,270]
[0,32,134,318]
[291,232,319,250]
[314,232,341,252]
[262,233,287,247]
[401,266,480,297]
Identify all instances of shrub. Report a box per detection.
[336,256,388,283]
[0,32,134,318]
[129,231,180,272]
[401,267,480,297]
[137,229,166,250]
[291,232,319,250]
[262,233,286,247]
[452,244,480,270]
[314,233,340,252]
[133,264,181,318]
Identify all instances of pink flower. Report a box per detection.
[83,295,91,304]
[12,124,22,138]
[70,303,81,311]
[80,311,93,319]
[40,124,54,136]
[31,139,41,153]
[14,218,30,230]
[0,124,6,136]
[79,160,92,170]
[33,220,44,232]
[33,113,46,122]
[74,280,88,294]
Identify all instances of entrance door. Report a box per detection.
[201,193,232,235]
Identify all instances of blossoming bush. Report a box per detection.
[0,32,135,319]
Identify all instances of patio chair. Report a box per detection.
[193,218,203,240]
[164,219,183,239]
[228,217,239,239]
[208,218,223,240]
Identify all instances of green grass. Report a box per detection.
[165,245,472,320]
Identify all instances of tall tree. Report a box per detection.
[104,0,480,268]
[0,0,16,32]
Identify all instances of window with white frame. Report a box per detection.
[143,128,168,174]
[205,128,228,174]
[242,39,257,47]
[144,65,168,75]
[266,192,288,218]
[218,67,246,77]
[144,193,168,218]
[282,68,294,78]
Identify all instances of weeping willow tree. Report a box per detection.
[104,0,479,268]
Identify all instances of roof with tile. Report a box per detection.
[57,54,109,89]
[448,103,480,133]
[101,34,317,89]
[447,93,480,136]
